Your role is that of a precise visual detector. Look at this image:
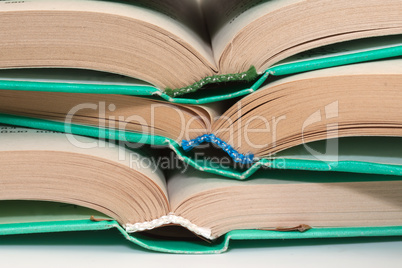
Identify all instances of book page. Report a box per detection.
[202,0,303,61]
[262,58,402,89]
[273,35,402,67]
[0,0,215,67]
[121,0,207,42]
[169,167,402,239]
[277,137,402,166]
[167,167,293,211]
[0,125,167,197]
[168,165,402,212]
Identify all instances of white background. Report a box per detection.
[1,229,402,267]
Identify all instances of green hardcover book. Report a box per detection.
[0,0,401,103]
[0,59,401,179]
[1,126,402,254]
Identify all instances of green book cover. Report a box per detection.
[2,219,402,254]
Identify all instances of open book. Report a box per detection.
[1,0,402,97]
[2,126,402,253]
[1,59,401,167]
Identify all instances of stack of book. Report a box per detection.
[0,0,402,253]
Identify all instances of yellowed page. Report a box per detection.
[0,125,167,197]
[202,0,303,61]
[263,58,402,89]
[274,35,402,67]
[169,167,402,238]
[167,167,286,210]
[277,137,402,166]
[0,0,216,67]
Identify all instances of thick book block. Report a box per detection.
[0,0,401,100]
[1,127,402,254]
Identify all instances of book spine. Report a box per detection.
[182,134,254,164]
[165,66,258,97]
[124,213,213,240]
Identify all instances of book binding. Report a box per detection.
[182,134,254,164]
[124,213,213,240]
